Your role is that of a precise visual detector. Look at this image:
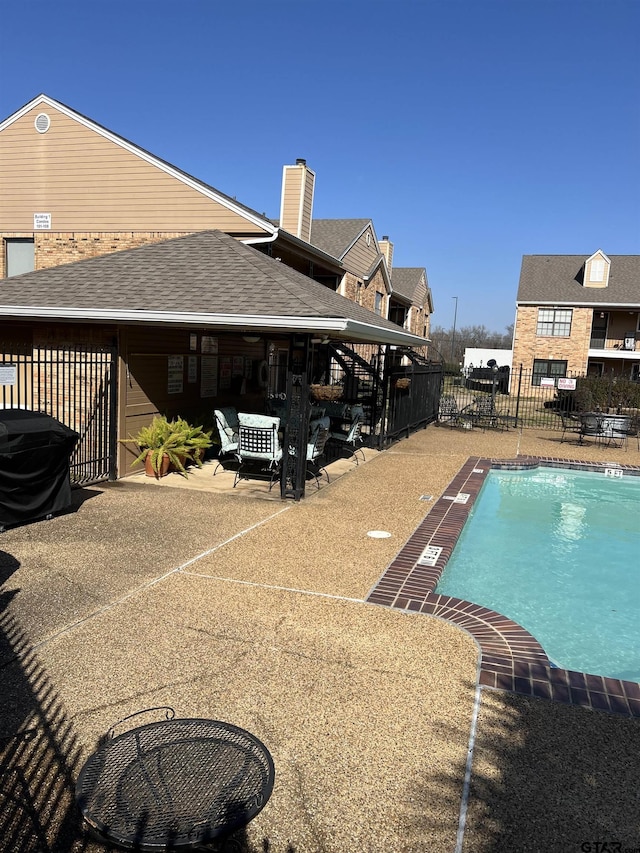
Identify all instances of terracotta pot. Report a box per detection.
[144,451,170,478]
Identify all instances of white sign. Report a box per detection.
[540,377,556,387]
[167,356,184,394]
[34,213,51,230]
[201,335,218,354]
[187,356,198,383]
[0,365,17,386]
[557,378,576,390]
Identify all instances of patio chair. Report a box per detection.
[213,407,239,474]
[233,413,283,490]
[558,412,583,444]
[438,395,473,428]
[578,412,604,445]
[622,414,640,451]
[306,416,331,488]
[330,412,365,464]
[462,396,506,431]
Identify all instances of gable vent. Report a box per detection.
[35,113,50,133]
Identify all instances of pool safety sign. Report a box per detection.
[558,377,577,390]
[0,365,17,386]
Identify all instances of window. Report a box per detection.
[532,359,567,386]
[589,259,605,282]
[5,239,35,277]
[536,308,572,337]
[374,292,383,315]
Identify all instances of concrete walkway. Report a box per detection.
[0,424,638,852]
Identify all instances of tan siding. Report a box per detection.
[0,105,266,234]
[280,167,303,236]
[342,227,379,276]
[300,169,314,242]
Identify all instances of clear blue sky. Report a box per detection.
[2,0,638,333]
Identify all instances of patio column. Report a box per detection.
[280,335,311,500]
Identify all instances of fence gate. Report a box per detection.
[382,362,443,445]
[0,344,118,486]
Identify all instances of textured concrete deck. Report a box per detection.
[0,423,638,851]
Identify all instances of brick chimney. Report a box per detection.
[280,158,315,243]
[379,235,394,275]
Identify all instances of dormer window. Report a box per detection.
[589,259,605,282]
[584,250,610,288]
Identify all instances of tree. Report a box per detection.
[428,323,513,365]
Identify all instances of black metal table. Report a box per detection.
[76,712,275,851]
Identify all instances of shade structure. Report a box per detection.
[0,409,79,529]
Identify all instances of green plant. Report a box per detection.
[171,417,213,467]
[122,415,212,477]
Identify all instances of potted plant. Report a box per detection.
[171,417,213,468]
[122,415,212,478]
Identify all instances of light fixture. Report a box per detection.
[242,335,261,344]
[311,335,330,345]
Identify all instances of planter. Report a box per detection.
[310,384,343,402]
[144,451,171,479]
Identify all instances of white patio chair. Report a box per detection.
[233,413,282,490]
[213,407,239,474]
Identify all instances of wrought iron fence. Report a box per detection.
[0,344,117,485]
[443,365,640,431]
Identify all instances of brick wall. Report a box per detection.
[512,306,593,373]
[0,231,194,277]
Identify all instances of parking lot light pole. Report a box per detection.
[450,296,458,363]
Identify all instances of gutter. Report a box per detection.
[0,306,428,348]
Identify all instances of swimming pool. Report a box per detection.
[435,467,640,682]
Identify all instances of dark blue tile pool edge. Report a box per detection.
[367,455,640,718]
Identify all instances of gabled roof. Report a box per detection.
[391,268,430,306]
[309,219,373,259]
[0,230,427,347]
[517,255,640,307]
[1,94,276,235]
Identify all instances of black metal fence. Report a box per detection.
[382,363,442,445]
[444,365,640,431]
[0,344,118,485]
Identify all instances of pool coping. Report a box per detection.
[366,456,640,718]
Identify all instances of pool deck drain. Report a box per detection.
[367,455,640,718]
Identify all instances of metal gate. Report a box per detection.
[0,344,117,486]
[382,363,443,444]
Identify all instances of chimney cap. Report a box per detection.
[382,235,389,241]
[295,158,307,166]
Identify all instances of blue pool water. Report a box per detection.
[435,467,640,681]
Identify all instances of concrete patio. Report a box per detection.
[0,423,638,852]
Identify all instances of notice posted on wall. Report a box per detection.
[201,335,218,354]
[167,356,184,394]
[219,357,232,390]
[187,356,198,383]
[0,365,17,386]
[201,356,218,397]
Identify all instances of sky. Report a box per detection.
[1,0,638,333]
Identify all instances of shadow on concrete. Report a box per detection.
[403,680,640,852]
[0,549,89,852]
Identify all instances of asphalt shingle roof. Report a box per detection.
[309,219,371,259]
[0,230,425,345]
[391,268,428,303]
[517,255,640,306]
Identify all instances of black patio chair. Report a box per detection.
[558,412,583,444]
